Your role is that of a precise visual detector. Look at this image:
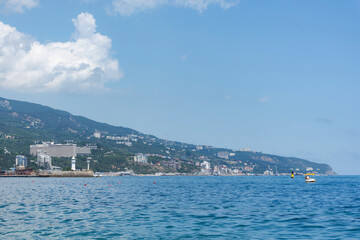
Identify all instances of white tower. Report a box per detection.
[86,157,92,171]
[71,156,76,171]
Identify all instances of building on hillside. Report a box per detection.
[160,160,180,170]
[116,141,132,147]
[200,161,211,175]
[263,170,274,175]
[94,132,101,138]
[213,165,230,175]
[219,165,230,175]
[15,155,28,167]
[37,152,52,170]
[76,146,92,155]
[30,142,91,157]
[243,166,253,172]
[217,151,229,159]
[134,153,148,163]
[201,161,211,170]
[239,148,251,152]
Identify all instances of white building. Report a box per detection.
[116,141,132,147]
[134,153,148,163]
[239,148,251,152]
[263,170,274,175]
[94,132,101,139]
[217,151,229,159]
[16,155,28,167]
[200,161,211,175]
[201,161,211,170]
[30,142,91,157]
[37,152,52,170]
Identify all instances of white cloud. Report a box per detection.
[0,0,39,13]
[111,0,167,16]
[72,12,97,38]
[0,12,122,93]
[174,0,239,12]
[180,52,191,61]
[258,96,270,103]
[111,0,239,16]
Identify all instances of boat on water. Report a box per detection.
[305,173,316,183]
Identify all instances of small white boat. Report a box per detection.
[305,173,316,183]
[305,177,316,183]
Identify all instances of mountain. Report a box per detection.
[0,97,335,175]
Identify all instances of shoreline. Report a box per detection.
[0,170,94,178]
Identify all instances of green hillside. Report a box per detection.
[0,97,335,175]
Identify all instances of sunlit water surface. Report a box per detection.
[1,176,360,239]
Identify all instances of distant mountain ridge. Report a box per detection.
[0,97,335,175]
[0,97,138,138]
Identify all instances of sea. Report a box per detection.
[0,176,359,239]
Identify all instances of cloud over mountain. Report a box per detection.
[111,0,239,16]
[0,12,122,92]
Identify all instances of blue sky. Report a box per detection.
[0,0,359,174]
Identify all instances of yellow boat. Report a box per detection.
[305,173,316,183]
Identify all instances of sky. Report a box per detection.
[0,0,359,174]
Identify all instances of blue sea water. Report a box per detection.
[0,176,360,239]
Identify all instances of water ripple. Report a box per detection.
[0,176,360,239]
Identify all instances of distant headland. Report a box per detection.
[0,97,335,176]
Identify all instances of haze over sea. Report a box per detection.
[1,176,359,239]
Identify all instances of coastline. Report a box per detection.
[0,170,94,178]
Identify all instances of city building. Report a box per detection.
[263,170,274,175]
[94,132,101,138]
[37,152,52,170]
[213,165,230,175]
[217,151,229,159]
[15,155,27,167]
[200,161,212,175]
[134,153,148,163]
[160,160,179,169]
[243,166,253,172]
[201,161,211,170]
[30,142,91,157]
[116,141,132,147]
[76,146,92,155]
